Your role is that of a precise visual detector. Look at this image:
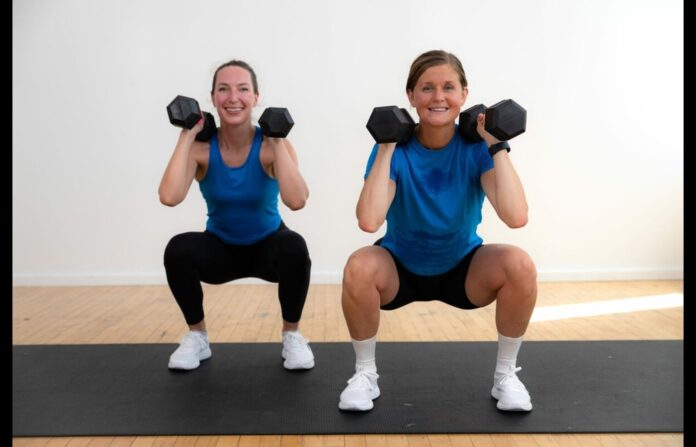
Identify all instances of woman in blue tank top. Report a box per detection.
[338,51,537,413]
[159,60,314,372]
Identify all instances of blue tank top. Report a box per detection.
[199,126,281,244]
[364,126,493,275]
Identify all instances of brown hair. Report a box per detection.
[211,60,259,94]
[405,50,467,92]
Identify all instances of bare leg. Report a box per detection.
[338,246,400,411]
[282,320,298,331]
[341,246,400,340]
[465,244,537,337]
[465,244,537,411]
[188,320,206,332]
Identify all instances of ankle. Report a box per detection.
[191,330,208,340]
[356,361,377,375]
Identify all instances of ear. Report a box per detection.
[461,86,469,103]
[254,92,259,107]
[407,89,416,107]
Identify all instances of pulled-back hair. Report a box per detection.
[406,50,467,92]
[211,60,259,94]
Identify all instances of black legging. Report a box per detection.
[163,222,311,325]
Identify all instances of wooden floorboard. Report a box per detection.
[12,280,684,446]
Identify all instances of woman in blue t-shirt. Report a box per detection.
[339,50,537,412]
[158,60,314,372]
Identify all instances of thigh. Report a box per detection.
[344,245,400,307]
[165,231,253,284]
[437,245,482,310]
[251,225,310,281]
[464,243,527,307]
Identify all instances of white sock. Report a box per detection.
[495,333,523,378]
[352,336,377,374]
[282,330,299,337]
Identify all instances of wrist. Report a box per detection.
[488,141,510,157]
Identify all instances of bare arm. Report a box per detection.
[158,120,203,207]
[267,138,309,211]
[356,143,397,233]
[477,114,528,228]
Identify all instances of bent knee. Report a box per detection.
[164,234,192,265]
[343,251,380,287]
[277,232,310,261]
[503,249,537,283]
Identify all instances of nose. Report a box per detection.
[433,87,445,101]
[227,90,238,102]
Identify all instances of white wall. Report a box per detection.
[12,0,683,285]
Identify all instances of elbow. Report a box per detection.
[506,212,528,229]
[285,198,307,211]
[159,193,181,207]
[358,218,381,233]
[282,188,308,211]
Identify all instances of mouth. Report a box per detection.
[224,106,244,113]
[428,107,449,113]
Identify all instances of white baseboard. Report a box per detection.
[11,268,683,287]
[536,268,683,282]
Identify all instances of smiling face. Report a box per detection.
[407,63,467,128]
[211,65,259,126]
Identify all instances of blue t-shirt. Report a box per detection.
[364,127,493,275]
[199,126,281,244]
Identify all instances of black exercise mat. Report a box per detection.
[13,340,683,436]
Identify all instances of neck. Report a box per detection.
[218,123,255,152]
[416,123,456,150]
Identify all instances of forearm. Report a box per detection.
[273,141,309,210]
[356,144,395,232]
[159,131,196,206]
[491,152,528,227]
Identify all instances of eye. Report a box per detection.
[444,85,455,91]
[422,86,432,92]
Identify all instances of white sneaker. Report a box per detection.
[281,331,315,370]
[168,331,212,370]
[491,366,533,411]
[338,370,380,411]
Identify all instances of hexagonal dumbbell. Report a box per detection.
[258,108,295,138]
[366,106,416,144]
[166,95,217,142]
[458,99,526,142]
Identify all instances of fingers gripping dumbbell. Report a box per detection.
[366,106,416,144]
[166,95,217,142]
[458,99,527,142]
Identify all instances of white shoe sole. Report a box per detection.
[338,388,380,411]
[168,348,212,370]
[283,359,315,370]
[491,387,533,411]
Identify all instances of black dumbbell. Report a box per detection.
[366,106,416,144]
[458,99,526,142]
[258,108,294,137]
[166,95,217,142]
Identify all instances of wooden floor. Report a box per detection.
[12,280,684,446]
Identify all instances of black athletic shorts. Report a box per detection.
[375,238,483,311]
